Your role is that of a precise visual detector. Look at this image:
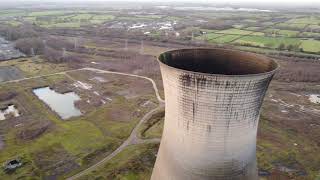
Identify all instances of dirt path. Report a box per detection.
[0,67,164,179]
[0,68,81,85]
[0,67,164,103]
[66,68,164,180]
[67,105,163,180]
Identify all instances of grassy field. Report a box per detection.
[196,33,223,41]
[245,26,262,31]
[209,34,242,43]
[216,28,257,35]
[286,16,320,24]
[78,143,159,180]
[233,36,301,49]
[257,115,320,179]
[139,109,164,139]
[308,24,320,30]
[42,22,82,28]
[90,14,115,24]
[197,25,320,53]
[300,39,320,53]
[28,11,76,17]
[0,10,27,17]
[300,32,320,37]
[263,28,280,34]
[277,30,300,37]
[0,57,69,77]
[20,11,115,28]
[276,23,308,30]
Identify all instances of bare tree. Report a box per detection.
[15,38,44,55]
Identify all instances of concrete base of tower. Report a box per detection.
[151,142,258,180]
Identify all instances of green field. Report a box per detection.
[90,14,115,24]
[286,16,320,25]
[233,36,301,49]
[196,33,223,41]
[139,109,164,139]
[278,30,300,37]
[245,26,261,31]
[41,22,81,28]
[78,143,158,180]
[300,32,320,37]
[210,34,242,43]
[0,57,69,77]
[263,28,280,34]
[216,28,256,35]
[28,11,71,17]
[308,24,320,30]
[0,10,27,17]
[276,23,308,30]
[71,14,93,20]
[201,33,292,45]
[18,11,115,28]
[300,39,320,53]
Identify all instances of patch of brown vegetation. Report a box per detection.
[51,80,73,94]
[17,121,52,141]
[32,143,79,179]
[0,92,17,101]
[108,107,132,122]
[274,57,320,82]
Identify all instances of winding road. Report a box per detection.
[0,67,165,179]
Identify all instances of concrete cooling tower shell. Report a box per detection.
[151,48,278,180]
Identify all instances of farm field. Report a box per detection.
[300,39,320,53]
[1,7,320,53]
[233,36,301,49]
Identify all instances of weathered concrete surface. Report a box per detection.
[151,48,278,180]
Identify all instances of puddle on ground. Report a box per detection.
[0,105,20,120]
[33,87,82,119]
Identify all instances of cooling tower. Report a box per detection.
[151,48,278,180]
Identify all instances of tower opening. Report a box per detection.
[159,48,278,75]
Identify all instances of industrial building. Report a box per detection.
[151,48,278,180]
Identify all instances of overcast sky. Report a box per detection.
[1,0,319,7]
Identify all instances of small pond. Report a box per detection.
[33,87,82,119]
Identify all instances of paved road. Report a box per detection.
[0,67,165,179]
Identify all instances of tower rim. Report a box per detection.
[157,48,279,77]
